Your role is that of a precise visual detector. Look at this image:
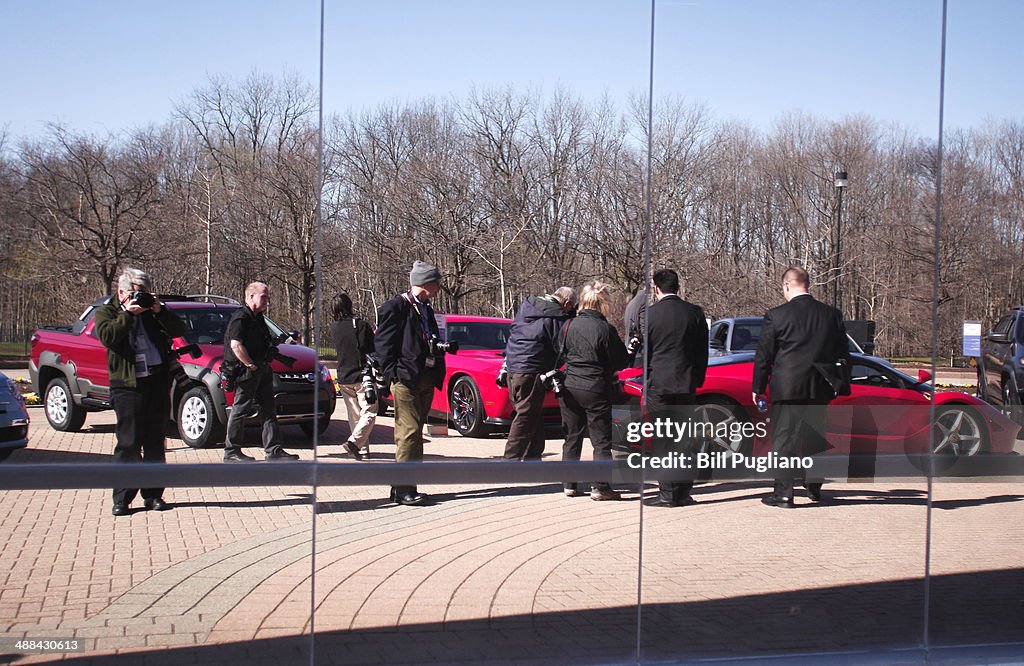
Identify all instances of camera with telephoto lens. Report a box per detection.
[428,335,458,357]
[361,354,384,404]
[626,335,642,355]
[131,291,155,309]
[539,369,565,397]
[495,360,509,388]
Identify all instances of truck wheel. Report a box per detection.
[44,377,86,432]
[177,386,225,448]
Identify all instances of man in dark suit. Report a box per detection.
[752,267,850,508]
[644,269,709,507]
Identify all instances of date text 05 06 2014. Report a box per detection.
[0,637,86,653]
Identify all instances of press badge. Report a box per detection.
[135,352,150,378]
[425,357,436,368]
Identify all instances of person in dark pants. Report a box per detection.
[752,267,851,508]
[644,268,709,507]
[331,293,377,460]
[222,281,299,463]
[94,267,185,516]
[375,260,446,506]
[501,286,576,461]
[560,280,631,501]
[623,287,647,369]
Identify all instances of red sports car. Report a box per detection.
[431,314,561,437]
[618,352,1021,458]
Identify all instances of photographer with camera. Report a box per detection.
[374,261,448,506]
[94,268,186,516]
[559,280,632,501]
[500,286,576,461]
[330,293,378,461]
[222,281,300,463]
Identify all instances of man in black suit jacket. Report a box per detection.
[752,267,850,508]
[644,269,709,507]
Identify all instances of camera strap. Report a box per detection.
[554,318,573,370]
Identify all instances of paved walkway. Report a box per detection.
[1,383,1023,664]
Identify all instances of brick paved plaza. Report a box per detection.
[1,373,1023,665]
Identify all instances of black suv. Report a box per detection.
[977,307,1024,409]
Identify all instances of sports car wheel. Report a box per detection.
[44,377,86,432]
[694,396,751,456]
[932,406,986,457]
[450,376,488,437]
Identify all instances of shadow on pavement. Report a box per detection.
[23,568,1024,665]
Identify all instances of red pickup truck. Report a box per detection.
[29,295,335,448]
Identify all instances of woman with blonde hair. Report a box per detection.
[559,280,631,500]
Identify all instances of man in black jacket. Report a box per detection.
[644,269,709,507]
[375,260,446,506]
[752,267,850,507]
[501,286,575,461]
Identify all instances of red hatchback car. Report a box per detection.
[430,314,562,437]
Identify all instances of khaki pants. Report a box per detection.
[391,372,436,463]
[338,383,378,450]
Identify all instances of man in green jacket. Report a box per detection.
[94,268,185,516]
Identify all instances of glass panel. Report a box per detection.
[317,1,649,661]
[929,0,1024,650]
[0,1,319,661]
[640,1,943,659]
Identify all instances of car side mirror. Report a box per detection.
[917,369,933,384]
[287,330,301,343]
[988,332,1009,343]
[709,339,725,350]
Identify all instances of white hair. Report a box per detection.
[117,267,152,293]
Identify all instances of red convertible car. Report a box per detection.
[431,314,561,436]
[617,352,1021,459]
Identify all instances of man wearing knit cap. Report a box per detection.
[374,260,446,506]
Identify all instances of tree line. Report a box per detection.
[2,71,1022,358]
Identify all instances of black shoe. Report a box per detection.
[590,486,622,501]
[265,451,300,461]
[144,498,170,511]
[806,483,823,502]
[395,490,426,506]
[646,495,698,508]
[344,441,363,461]
[224,451,256,463]
[761,495,795,508]
[111,503,130,516]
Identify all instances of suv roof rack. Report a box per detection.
[164,294,240,304]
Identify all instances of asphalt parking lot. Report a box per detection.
[1,369,1023,665]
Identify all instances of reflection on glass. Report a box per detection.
[641,0,942,659]
[930,0,1024,651]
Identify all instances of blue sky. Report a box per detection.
[2,0,1021,141]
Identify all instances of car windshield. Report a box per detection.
[443,322,512,350]
[178,308,287,345]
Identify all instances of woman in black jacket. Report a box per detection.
[560,280,631,500]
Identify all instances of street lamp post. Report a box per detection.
[833,171,848,310]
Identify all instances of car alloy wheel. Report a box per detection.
[449,376,487,437]
[932,407,984,457]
